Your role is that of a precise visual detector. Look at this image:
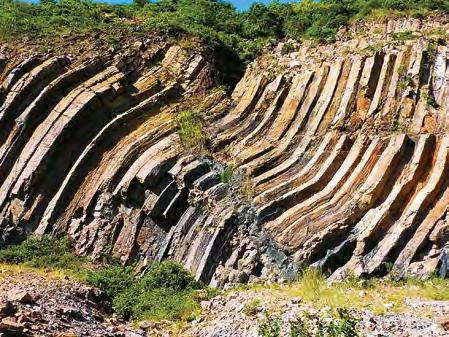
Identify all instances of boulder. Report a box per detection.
[0,302,15,317]
[7,290,35,304]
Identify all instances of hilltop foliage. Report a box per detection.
[1,0,449,76]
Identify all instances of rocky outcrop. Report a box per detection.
[209,16,449,281]
[0,41,282,287]
[2,17,449,285]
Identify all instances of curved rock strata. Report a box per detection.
[2,17,449,285]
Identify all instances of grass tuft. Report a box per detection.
[239,268,449,317]
[220,164,235,184]
[243,298,262,316]
[176,108,206,151]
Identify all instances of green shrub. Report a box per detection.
[258,312,282,337]
[316,309,359,337]
[87,265,135,298]
[335,308,359,337]
[111,260,200,320]
[0,0,131,40]
[220,164,235,184]
[114,287,200,321]
[290,316,310,337]
[0,236,85,271]
[139,260,197,291]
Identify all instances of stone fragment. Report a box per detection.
[7,290,34,304]
[438,316,449,331]
[0,303,15,317]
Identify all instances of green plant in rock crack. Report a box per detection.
[315,308,359,337]
[389,113,403,133]
[427,92,439,108]
[398,76,412,91]
[176,108,206,152]
[290,316,311,337]
[426,42,438,66]
[392,31,417,41]
[220,164,235,184]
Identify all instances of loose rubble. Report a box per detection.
[185,290,449,337]
[0,269,145,337]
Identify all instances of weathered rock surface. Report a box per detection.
[2,16,449,285]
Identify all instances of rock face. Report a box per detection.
[209,17,449,282]
[2,17,449,285]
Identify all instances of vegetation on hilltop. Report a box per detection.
[2,0,449,60]
[1,0,449,86]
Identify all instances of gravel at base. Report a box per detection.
[0,269,146,337]
[186,290,449,337]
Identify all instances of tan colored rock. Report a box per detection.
[7,290,34,304]
[5,21,449,286]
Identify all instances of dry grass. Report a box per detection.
[0,263,90,282]
[0,263,77,281]
[234,269,449,316]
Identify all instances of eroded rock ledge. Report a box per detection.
[2,16,449,286]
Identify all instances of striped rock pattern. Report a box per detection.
[2,18,449,285]
[210,18,449,281]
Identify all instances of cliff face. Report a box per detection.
[214,16,449,281]
[1,16,449,285]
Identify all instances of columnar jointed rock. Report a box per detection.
[209,17,449,281]
[2,16,449,286]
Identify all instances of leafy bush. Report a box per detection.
[0,0,131,40]
[87,265,135,298]
[258,312,282,337]
[114,287,200,321]
[139,260,197,291]
[3,0,449,77]
[0,235,85,272]
[111,261,199,320]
